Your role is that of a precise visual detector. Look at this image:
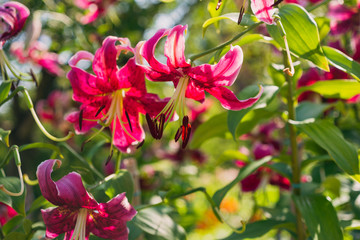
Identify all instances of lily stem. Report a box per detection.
[284,53,304,240]
[189,22,262,62]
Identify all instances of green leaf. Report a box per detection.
[207,0,226,31]
[212,156,272,208]
[290,119,359,175]
[315,17,330,42]
[296,80,360,99]
[220,220,293,240]
[0,128,11,147]
[293,194,343,240]
[295,102,331,121]
[133,207,186,240]
[228,85,279,139]
[90,170,134,203]
[323,46,360,81]
[19,142,63,159]
[190,112,227,149]
[0,81,11,104]
[266,4,329,71]
[0,177,26,215]
[202,13,259,36]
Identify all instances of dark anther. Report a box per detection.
[271,0,283,7]
[105,150,114,165]
[238,6,245,25]
[95,105,106,117]
[182,116,189,127]
[174,126,183,142]
[30,69,38,87]
[136,140,145,149]
[146,113,157,138]
[182,124,192,149]
[216,0,222,10]
[125,111,133,132]
[157,114,166,139]
[79,109,84,131]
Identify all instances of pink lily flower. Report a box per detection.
[140,25,262,147]
[0,203,17,226]
[66,36,166,153]
[37,159,136,240]
[250,0,277,25]
[10,41,64,76]
[328,0,360,35]
[74,0,118,24]
[0,1,29,47]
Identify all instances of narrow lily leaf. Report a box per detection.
[133,207,186,240]
[0,177,26,215]
[207,0,227,31]
[220,220,293,239]
[203,13,259,36]
[293,194,343,240]
[315,17,330,42]
[228,85,279,139]
[19,142,63,159]
[0,128,11,147]
[0,81,11,104]
[90,170,134,203]
[190,112,227,149]
[234,33,279,47]
[295,102,331,121]
[266,4,329,71]
[213,156,272,208]
[290,119,359,175]
[296,80,360,99]
[323,46,360,81]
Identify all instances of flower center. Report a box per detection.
[146,76,192,148]
[70,208,87,240]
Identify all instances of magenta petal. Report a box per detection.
[117,58,146,96]
[241,172,262,192]
[41,207,77,239]
[205,85,263,110]
[89,193,136,240]
[185,81,205,102]
[36,160,98,208]
[164,25,191,69]
[250,0,276,25]
[188,45,243,87]
[141,28,171,74]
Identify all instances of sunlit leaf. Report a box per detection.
[228,85,279,139]
[293,194,343,240]
[266,4,329,71]
[0,128,11,147]
[296,80,360,100]
[220,219,294,239]
[190,112,227,149]
[323,46,360,81]
[290,119,359,175]
[213,156,272,208]
[203,13,259,36]
[133,207,186,240]
[0,81,11,104]
[315,17,330,42]
[90,170,134,203]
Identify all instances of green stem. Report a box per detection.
[60,142,105,179]
[115,151,122,173]
[284,53,304,240]
[189,22,262,62]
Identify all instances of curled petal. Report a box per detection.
[164,25,191,69]
[250,0,276,25]
[188,45,243,87]
[36,159,98,208]
[141,28,171,74]
[205,85,263,110]
[68,50,94,68]
[185,80,205,103]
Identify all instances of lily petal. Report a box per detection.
[164,25,191,69]
[205,85,263,110]
[250,0,276,25]
[36,160,98,208]
[188,45,243,87]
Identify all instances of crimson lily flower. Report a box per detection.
[74,0,117,24]
[0,203,17,226]
[328,1,360,35]
[10,41,64,76]
[37,159,136,240]
[140,25,262,147]
[250,0,276,25]
[0,1,29,47]
[66,36,166,153]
